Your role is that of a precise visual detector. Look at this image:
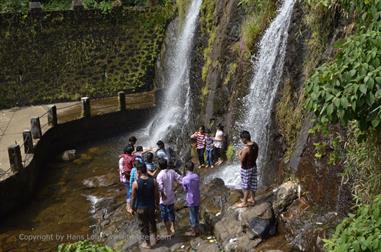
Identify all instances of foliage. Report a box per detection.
[341,124,381,204]
[239,0,276,52]
[305,30,381,131]
[43,0,71,11]
[323,195,381,251]
[58,240,119,252]
[0,0,27,13]
[226,144,235,161]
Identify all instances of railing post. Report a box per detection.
[72,0,84,11]
[29,1,42,15]
[118,91,126,112]
[23,130,34,154]
[81,97,91,118]
[31,117,42,139]
[8,144,23,173]
[48,105,57,127]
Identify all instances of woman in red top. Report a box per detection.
[191,126,206,168]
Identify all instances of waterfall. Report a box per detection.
[208,0,296,188]
[144,0,202,147]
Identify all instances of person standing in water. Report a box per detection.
[237,130,259,208]
[131,163,160,249]
[191,126,206,168]
[119,144,136,213]
[156,159,182,236]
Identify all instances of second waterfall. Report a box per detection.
[209,0,296,188]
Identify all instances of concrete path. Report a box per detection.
[0,90,157,181]
[0,102,80,180]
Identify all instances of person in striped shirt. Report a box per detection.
[191,126,206,168]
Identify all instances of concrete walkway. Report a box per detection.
[0,102,80,180]
[0,90,157,181]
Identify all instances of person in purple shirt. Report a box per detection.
[156,158,182,236]
[182,161,201,236]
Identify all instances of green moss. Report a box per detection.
[275,81,304,162]
[0,6,174,108]
[240,0,276,54]
[223,63,237,86]
[226,144,235,161]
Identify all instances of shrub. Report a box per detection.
[58,240,119,252]
[324,195,381,251]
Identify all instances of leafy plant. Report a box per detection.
[58,240,119,252]
[305,30,381,131]
[323,195,381,251]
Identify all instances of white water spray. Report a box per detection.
[145,0,203,147]
[209,0,296,187]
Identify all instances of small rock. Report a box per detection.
[61,149,76,161]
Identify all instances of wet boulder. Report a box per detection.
[61,149,77,161]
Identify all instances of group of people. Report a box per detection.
[118,136,200,249]
[118,128,259,249]
[190,124,225,168]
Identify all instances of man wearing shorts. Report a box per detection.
[237,130,259,208]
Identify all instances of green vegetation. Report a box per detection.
[226,144,235,161]
[323,195,381,252]
[200,0,216,82]
[239,0,276,54]
[342,124,381,205]
[0,5,173,108]
[303,0,381,250]
[276,81,304,162]
[58,240,119,252]
[0,0,167,13]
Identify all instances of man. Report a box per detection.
[131,163,160,249]
[156,159,182,236]
[237,130,259,208]
[182,161,200,237]
[155,140,169,161]
[191,126,206,168]
[118,144,135,212]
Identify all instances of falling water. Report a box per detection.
[144,0,203,147]
[209,0,296,188]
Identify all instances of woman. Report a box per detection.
[213,124,225,165]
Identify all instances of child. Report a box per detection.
[205,129,214,168]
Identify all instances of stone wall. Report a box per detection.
[0,6,173,108]
[0,105,156,218]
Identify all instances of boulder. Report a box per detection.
[224,234,262,252]
[61,149,76,161]
[272,181,298,215]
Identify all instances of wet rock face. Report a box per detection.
[82,174,119,188]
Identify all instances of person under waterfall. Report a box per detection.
[236,130,259,208]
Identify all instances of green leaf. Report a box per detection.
[372,118,380,128]
[341,97,349,109]
[360,84,367,94]
[375,77,381,84]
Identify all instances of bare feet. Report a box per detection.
[140,242,151,249]
[235,202,249,208]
